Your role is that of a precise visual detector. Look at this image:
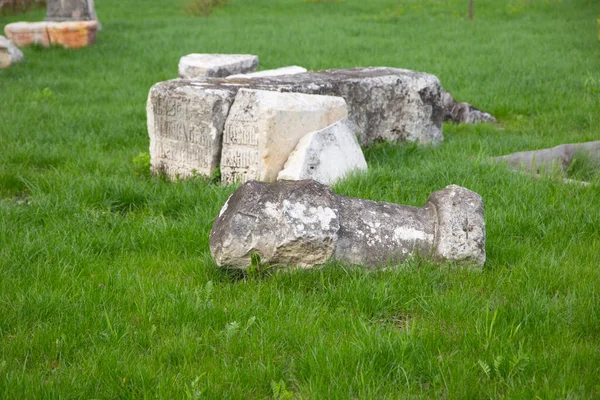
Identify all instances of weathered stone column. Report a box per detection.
[46,0,98,22]
[210,180,486,270]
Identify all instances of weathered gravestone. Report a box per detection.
[179,54,259,80]
[210,180,486,269]
[46,0,98,22]
[0,36,24,69]
[220,89,348,184]
[277,118,368,185]
[213,67,445,145]
[147,80,237,179]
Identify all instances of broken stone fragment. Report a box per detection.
[441,90,496,124]
[0,36,24,69]
[277,118,368,185]
[220,89,348,184]
[4,22,51,47]
[210,180,486,270]
[211,67,445,145]
[226,66,307,80]
[45,0,98,22]
[147,80,238,179]
[178,54,259,79]
[490,141,600,173]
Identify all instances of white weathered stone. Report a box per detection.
[210,180,486,270]
[0,36,24,69]
[178,54,259,79]
[277,118,367,185]
[220,89,348,184]
[4,22,51,47]
[208,67,445,145]
[147,80,237,179]
[226,66,307,80]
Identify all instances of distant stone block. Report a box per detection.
[46,0,98,22]
[278,118,367,185]
[220,89,348,184]
[226,66,307,80]
[178,54,259,79]
[4,21,97,49]
[4,22,50,47]
[147,80,237,179]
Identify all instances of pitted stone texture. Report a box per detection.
[46,0,98,21]
[277,118,367,185]
[427,185,486,266]
[4,22,51,47]
[220,89,348,184]
[178,54,259,79]
[226,66,307,80]
[211,67,445,145]
[0,36,24,69]
[47,21,97,49]
[210,181,486,270]
[441,90,496,124]
[147,80,237,179]
[210,180,340,269]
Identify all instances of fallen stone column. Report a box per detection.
[179,54,259,79]
[210,180,485,270]
[0,36,24,69]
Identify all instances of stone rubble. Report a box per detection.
[0,36,24,69]
[178,54,259,79]
[277,118,367,185]
[210,180,486,270]
[441,90,496,124]
[220,88,348,184]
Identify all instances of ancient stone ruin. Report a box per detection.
[178,54,259,79]
[3,0,98,49]
[210,180,486,269]
[0,35,24,69]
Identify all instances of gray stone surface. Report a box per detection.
[210,180,486,270]
[212,67,445,145]
[277,118,367,185]
[46,0,97,22]
[147,80,237,179]
[178,54,259,80]
[441,90,496,124]
[0,36,24,69]
[226,66,307,80]
[220,89,348,184]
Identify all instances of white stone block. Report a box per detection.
[147,80,237,179]
[178,54,259,79]
[226,66,307,80]
[220,89,348,184]
[278,118,367,185]
[0,36,24,69]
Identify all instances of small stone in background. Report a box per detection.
[220,89,348,184]
[226,66,307,80]
[0,36,24,69]
[147,80,237,179]
[278,118,367,185]
[45,0,98,22]
[178,54,259,79]
[4,22,51,47]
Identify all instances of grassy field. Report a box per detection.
[1,0,600,398]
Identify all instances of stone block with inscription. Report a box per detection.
[209,67,445,145]
[178,54,259,80]
[147,80,237,179]
[221,89,348,184]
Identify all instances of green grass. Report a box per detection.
[1,0,600,397]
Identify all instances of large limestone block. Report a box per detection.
[47,21,98,49]
[220,89,348,184]
[226,66,307,80]
[4,22,51,47]
[209,67,445,145]
[46,0,98,22]
[178,54,259,79]
[277,118,367,185]
[0,36,24,69]
[210,180,486,269]
[147,80,237,179]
